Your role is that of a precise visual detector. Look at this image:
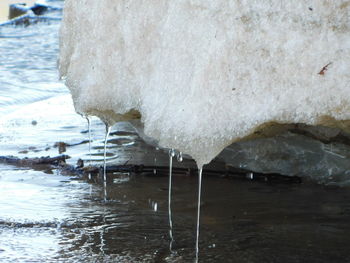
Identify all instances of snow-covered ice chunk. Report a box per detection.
[59,0,350,167]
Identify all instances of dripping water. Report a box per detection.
[168,148,175,252]
[85,116,92,180]
[103,124,111,202]
[195,168,203,263]
[176,151,183,162]
[153,151,157,175]
[153,147,160,174]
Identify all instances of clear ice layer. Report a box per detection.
[59,0,350,167]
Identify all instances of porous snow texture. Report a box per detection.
[59,0,350,167]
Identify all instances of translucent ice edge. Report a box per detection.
[59,0,350,167]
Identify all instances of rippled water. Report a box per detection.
[1,2,350,262]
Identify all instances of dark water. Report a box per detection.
[1,2,350,262]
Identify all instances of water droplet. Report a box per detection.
[177,152,183,162]
[59,75,67,81]
[247,172,254,180]
[169,148,175,158]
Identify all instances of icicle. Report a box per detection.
[85,116,92,180]
[168,148,175,252]
[103,124,111,202]
[195,167,203,263]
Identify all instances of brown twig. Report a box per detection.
[318,62,332,75]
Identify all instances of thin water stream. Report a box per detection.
[103,125,111,202]
[86,116,92,164]
[86,116,92,180]
[196,168,203,262]
[168,149,175,252]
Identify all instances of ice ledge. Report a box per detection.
[218,123,350,184]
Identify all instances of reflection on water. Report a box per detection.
[2,162,350,262]
[1,1,350,262]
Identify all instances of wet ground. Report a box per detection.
[1,1,350,262]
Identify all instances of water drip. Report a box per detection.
[168,148,175,252]
[103,124,111,202]
[153,152,157,175]
[176,151,183,162]
[169,148,175,158]
[247,172,254,180]
[154,147,160,174]
[85,116,92,180]
[195,167,203,263]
